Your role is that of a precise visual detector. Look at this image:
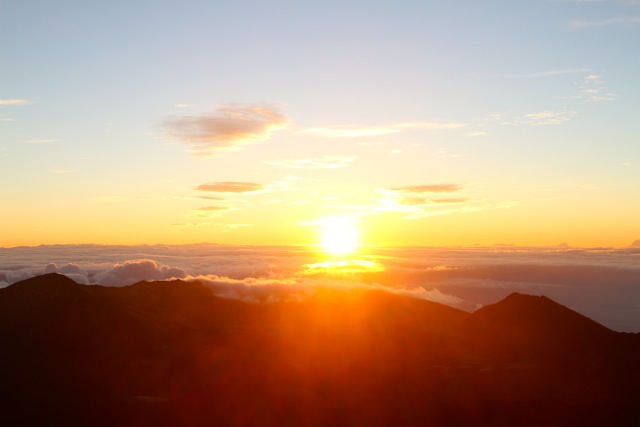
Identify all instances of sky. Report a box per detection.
[1,0,640,248]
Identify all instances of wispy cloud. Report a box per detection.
[329,191,514,222]
[575,74,618,102]
[266,155,356,169]
[23,139,57,144]
[93,196,129,203]
[191,205,233,219]
[523,110,577,125]
[569,16,640,28]
[0,99,29,106]
[195,182,265,193]
[431,198,470,204]
[304,121,465,138]
[508,68,592,79]
[171,222,210,227]
[388,184,463,193]
[163,104,288,156]
[197,195,227,201]
[398,196,470,206]
[553,0,640,4]
[467,131,488,137]
[304,127,399,138]
[396,122,467,130]
[51,169,73,174]
[194,205,230,212]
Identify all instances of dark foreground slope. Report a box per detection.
[1,274,639,426]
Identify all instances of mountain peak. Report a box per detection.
[464,292,614,364]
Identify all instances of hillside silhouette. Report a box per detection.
[1,273,639,426]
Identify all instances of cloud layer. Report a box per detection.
[2,244,640,331]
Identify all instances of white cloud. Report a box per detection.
[43,263,89,284]
[93,259,188,287]
[0,270,35,288]
[0,99,29,106]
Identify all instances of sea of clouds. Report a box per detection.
[1,244,639,332]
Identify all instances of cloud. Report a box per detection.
[304,127,399,138]
[399,197,428,206]
[396,122,466,130]
[431,198,470,204]
[43,263,89,284]
[576,74,618,102]
[569,16,640,28]
[0,270,35,288]
[190,271,464,306]
[397,197,469,206]
[198,195,227,201]
[93,259,187,287]
[304,122,465,138]
[3,244,640,330]
[335,188,511,220]
[23,139,57,144]
[194,205,230,212]
[163,104,288,156]
[0,99,29,106]
[388,184,462,193]
[191,205,233,219]
[93,196,129,203]
[266,156,356,169]
[52,169,73,174]
[508,68,592,78]
[195,182,265,193]
[523,110,576,125]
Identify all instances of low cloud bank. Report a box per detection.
[2,244,640,331]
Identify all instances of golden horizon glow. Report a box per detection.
[319,216,360,255]
[303,259,385,275]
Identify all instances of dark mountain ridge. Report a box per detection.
[1,273,639,426]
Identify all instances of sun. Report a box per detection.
[319,216,360,255]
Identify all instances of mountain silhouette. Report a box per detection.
[1,273,639,426]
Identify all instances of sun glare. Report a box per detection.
[319,216,360,255]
